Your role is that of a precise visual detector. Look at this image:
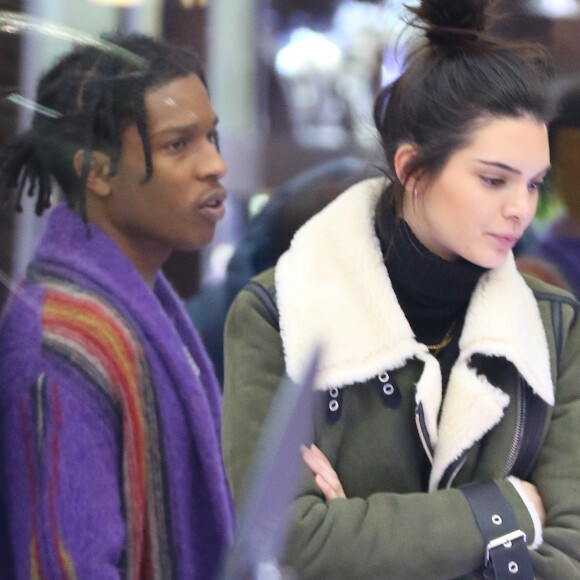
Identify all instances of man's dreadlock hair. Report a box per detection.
[0,33,207,223]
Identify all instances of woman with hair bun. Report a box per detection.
[222,0,580,578]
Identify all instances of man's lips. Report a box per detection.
[199,189,226,223]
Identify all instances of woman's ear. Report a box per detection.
[393,143,418,194]
[73,150,112,197]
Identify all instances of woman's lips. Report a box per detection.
[489,233,519,251]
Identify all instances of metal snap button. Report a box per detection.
[508,561,518,574]
[492,514,502,525]
[329,399,339,412]
[378,372,389,383]
[383,383,395,396]
[329,387,339,398]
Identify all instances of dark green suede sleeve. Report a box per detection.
[527,298,580,578]
[222,270,286,507]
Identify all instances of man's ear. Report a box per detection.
[73,149,112,197]
[393,143,418,193]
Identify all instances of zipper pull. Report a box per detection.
[415,402,434,464]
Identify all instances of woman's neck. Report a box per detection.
[380,218,487,344]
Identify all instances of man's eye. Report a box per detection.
[166,139,186,152]
[209,130,220,152]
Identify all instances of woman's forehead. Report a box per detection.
[456,116,550,173]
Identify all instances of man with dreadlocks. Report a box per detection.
[0,33,234,579]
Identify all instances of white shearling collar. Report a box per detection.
[275,178,554,488]
[276,178,425,388]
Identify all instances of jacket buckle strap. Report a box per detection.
[484,530,527,577]
[461,481,534,579]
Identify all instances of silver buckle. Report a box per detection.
[484,530,527,567]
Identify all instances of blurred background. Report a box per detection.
[1,0,579,311]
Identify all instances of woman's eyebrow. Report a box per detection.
[474,159,551,177]
[474,160,521,174]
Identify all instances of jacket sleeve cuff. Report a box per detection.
[507,476,543,549]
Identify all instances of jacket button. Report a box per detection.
[383,383,395,396]
[325,387,343,424]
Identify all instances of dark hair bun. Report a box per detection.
[408,0,496,48]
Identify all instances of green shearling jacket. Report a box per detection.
[222,178,580,579]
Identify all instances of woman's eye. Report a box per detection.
[528,181,542,193]
[481,176,505,187]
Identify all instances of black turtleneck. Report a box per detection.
[378,218,487,389]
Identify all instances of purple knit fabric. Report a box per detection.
[0,204,235,579]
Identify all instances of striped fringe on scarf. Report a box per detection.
[30,274,174,580]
